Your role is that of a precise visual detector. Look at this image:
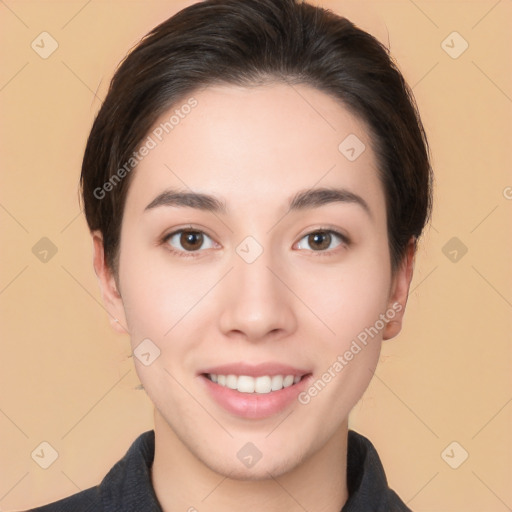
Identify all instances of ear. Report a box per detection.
[382,237,416,340]
[92,230,129,334]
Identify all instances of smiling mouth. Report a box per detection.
[203,373,308,394]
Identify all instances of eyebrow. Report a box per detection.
[144,186,372,217]
[289,187,371,217]
[144,189,227,213]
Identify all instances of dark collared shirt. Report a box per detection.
[27,430,411,512]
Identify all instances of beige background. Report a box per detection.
[0,0,511,510]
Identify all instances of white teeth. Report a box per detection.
[254,376,272,394]
[283,375,294,388]
[226,374,238,390]
[271,375,283,391]
[208,373,301,394]
[237,375,255,393]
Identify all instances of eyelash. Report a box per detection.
[160,227,351,259]
[296,228,351,257]
[161,227,217,259]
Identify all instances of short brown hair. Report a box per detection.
[80,0,433,277]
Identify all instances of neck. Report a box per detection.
[151,409,349,512]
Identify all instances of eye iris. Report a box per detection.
[181,231,203,251]
[309,231,331,250]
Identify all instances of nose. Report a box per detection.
[218,250,298,342]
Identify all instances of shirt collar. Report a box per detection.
[100,429,410,512]
[101,430,162,511]
[342,430,411,511]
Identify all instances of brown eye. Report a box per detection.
[296,229,348,252]
[164,229,215,254]
[307,231,332,251]
[180,230,204,251]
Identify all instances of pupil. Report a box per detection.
[310,231,330,250]
[182,231,202,250]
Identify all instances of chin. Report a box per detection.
[206,455,298,481]
[203,439,309,481]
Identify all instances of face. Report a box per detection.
[94,83,412,479]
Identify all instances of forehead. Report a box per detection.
[123,83,385,218]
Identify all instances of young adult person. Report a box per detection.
[27,0,432,510]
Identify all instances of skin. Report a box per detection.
[92,83,415,512]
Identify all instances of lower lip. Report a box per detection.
[200,374,312,419]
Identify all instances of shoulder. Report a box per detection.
[22,430,158,512]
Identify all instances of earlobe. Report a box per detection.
[92,230,129,334]
[382,238,416,341]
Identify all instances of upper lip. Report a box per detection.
[199,362,310,378]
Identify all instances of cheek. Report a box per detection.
[336,272,389,336]
[295,264,389,421]
[118,241,218,347]
[294,255,391,352]
[117,241,179,340]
